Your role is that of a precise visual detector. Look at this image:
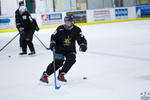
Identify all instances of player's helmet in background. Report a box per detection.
[64,15,74,23]
[19,1,24,6]
[19,6,27,14]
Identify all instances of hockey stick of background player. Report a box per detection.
[0,33,20,52]
[34,34,49,50]
[52,48,61,90]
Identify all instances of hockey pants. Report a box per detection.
[46,52,76,76]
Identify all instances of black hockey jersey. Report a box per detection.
[15,9,23,29]
[51,25,87,54]
[20,11,38,32]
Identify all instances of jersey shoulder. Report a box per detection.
[73,25,81,32]
[57,25,64,30]
[15,9,20,15]
[56,25,66,32]
[57,25,64,29]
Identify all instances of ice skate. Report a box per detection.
[57,72,67,82]
[19,52,27,55]
[28,51,36,55]
[40,71,49,83]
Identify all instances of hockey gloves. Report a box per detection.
[50,42,56,51]
[19,27,24,32]
[80,43,87,52]
[35,27,39,32]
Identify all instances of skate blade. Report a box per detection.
[18,54,28,57]
[38,81,50,86]
[28,54,36,57]
[57,80,67,85]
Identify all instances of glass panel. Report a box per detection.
[76,0,87,10]
[26,0,35,13]
[136,0,150,5]
[0,0,1,16]
[114,0,124,7]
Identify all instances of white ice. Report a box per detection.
[0,20,150,100]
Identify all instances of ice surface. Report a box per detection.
[0,20,150,100]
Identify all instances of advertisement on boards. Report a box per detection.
[136,5,150,18]
[41,13,62,26]
[0,16,15,30]
[93,9,111,22]
[115,8,128,20]
[66,11,87,23]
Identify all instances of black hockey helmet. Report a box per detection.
[19,1,24,6]
[19,6,27,14]
[64,15,74,22]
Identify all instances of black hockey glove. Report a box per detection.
[50,41,56,51]
[80,43,87,52]
[35,27,39,32]
[19,27,24,32]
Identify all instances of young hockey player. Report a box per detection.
[40,15,87,83]
[18,6,39,55]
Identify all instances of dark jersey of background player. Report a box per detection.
[15,1,24,30]
[18,6,39,55]
[15,1,24,48]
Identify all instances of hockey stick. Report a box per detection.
[52,48,61,90]
[0,33,20,52]
[34,34,49,50]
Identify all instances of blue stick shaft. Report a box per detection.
[53,48,61,90]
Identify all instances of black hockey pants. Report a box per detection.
[21,31,35,52]
[22,39,35,52]
[46,52,76,76]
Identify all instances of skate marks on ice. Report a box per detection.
[137,74,150,80]
[18,54,37,57]
[38,79,67,87]
[38,76,88,88]
[87,51,150,62]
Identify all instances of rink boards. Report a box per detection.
[0,5,150,33]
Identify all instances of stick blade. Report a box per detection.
[55,85,61,90]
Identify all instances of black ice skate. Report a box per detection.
[28,51,35,55]
[57,72,67,82]
[40,71,49,83]
[19,52,27,55]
